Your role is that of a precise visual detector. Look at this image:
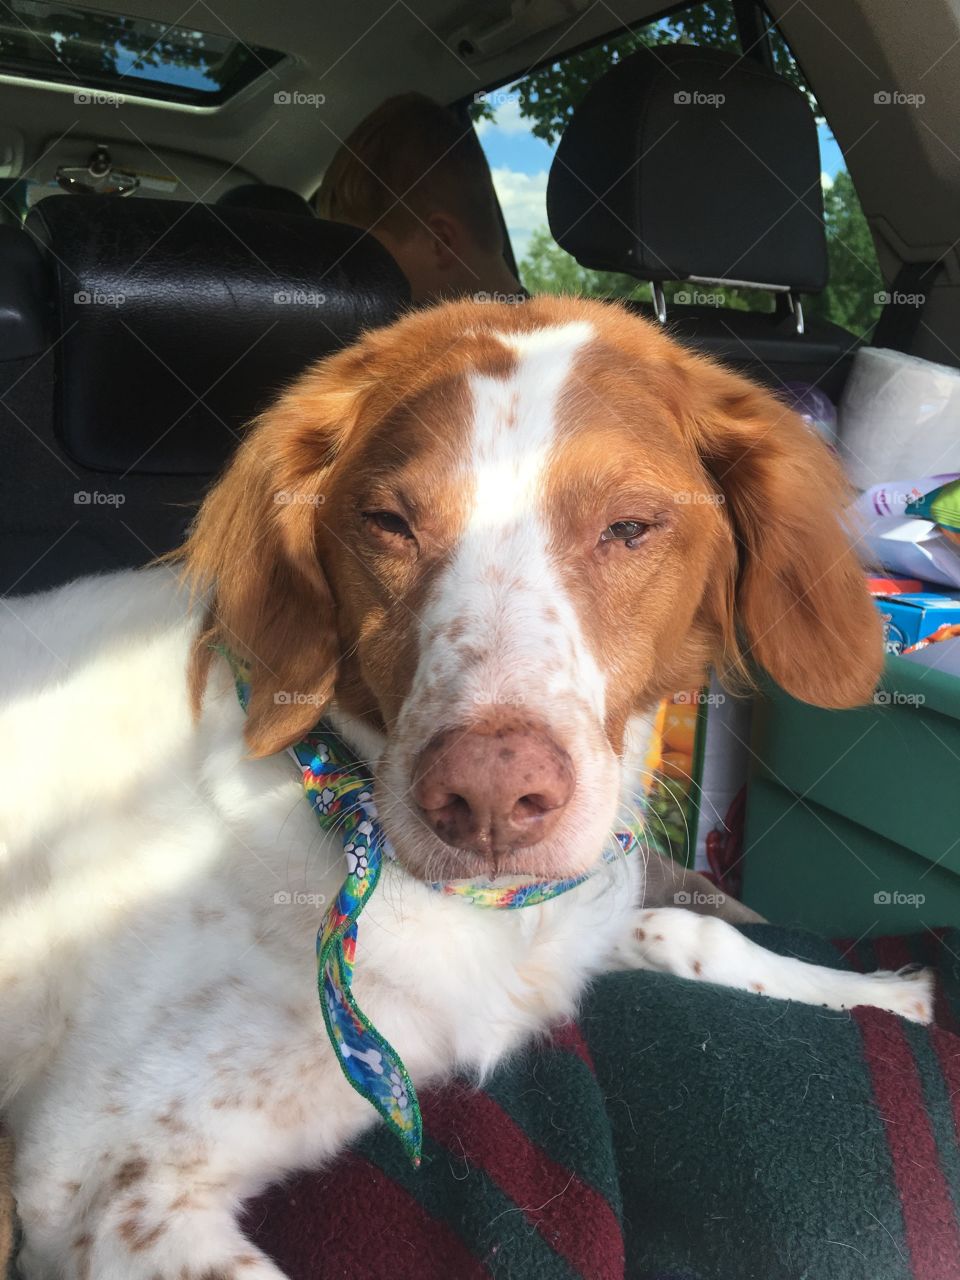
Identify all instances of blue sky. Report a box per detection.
[476,91,846,264]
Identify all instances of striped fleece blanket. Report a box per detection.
[3,928,958,1280]
[242,927,960,1280]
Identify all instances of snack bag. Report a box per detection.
[906,476,960,546]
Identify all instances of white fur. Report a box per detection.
[0,570,935,1280]
[0,566,641,1279]
[0,320,934,1278]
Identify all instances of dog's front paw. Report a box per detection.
[856,966,936,1025]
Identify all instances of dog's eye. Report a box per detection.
[600,520,651,547]
[363,510,414,539]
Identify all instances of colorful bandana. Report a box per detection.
[219,648,640,1166]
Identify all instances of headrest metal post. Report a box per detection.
[652,281,667,325]
[788,290,805,336]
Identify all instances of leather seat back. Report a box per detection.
[0,197,409,594]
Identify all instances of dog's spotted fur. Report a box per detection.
[0,299,932,1278]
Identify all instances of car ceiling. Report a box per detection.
[1,0,673,199]
[1,0,959,352]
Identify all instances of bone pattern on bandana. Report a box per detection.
[218,647,641,1166]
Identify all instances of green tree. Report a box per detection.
[805,170,883,334]
[518,228,647,300]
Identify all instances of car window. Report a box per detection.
[471,1,882,335]
[0,0,283,104]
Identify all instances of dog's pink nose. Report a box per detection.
[413,723,574,857]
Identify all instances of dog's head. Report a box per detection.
[183,298,881,881]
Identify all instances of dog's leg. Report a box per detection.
[15,1165,289,1280]
[612,907,934,1024]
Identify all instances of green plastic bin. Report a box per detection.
[742,655,960,936]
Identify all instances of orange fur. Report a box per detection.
[175,297,881,760]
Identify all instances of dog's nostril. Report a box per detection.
[422,794,472,839]
[513,794,550,821]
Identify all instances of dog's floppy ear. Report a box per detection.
[685,357,882,709]
[178,348,371,757]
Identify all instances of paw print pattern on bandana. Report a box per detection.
[344,842,369,879]
[389,1069,409,1109]
[314,787,337,815]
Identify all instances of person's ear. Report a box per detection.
[424,212,465,272]
[683,360,883,709]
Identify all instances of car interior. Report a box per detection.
[2,0,958,929]
[1,0,960,1270]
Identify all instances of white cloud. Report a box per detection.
[821,170,834,190]
[491,165,550,263]
[474,91,528,137]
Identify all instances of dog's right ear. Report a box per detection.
[178,347,374,757]
[682,356,883,709]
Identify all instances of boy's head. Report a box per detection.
[316,93,517,303]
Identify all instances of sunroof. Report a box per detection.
[0,1,284,104]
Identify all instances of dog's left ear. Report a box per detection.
[685,358,882,709]
[179,348,371,757]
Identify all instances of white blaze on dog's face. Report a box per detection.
[187,298,883,883]
[381,321,616,880]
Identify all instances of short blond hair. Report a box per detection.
[316,93,503,253]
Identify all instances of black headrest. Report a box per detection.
[0,227,50,360]
[217,183,315,219]
[25,196,409,475]
[547,45,827,293]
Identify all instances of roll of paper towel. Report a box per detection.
[838,347,960,489]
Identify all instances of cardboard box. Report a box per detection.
[874,591,960,654]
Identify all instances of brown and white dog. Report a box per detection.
[0,298,932,1279]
